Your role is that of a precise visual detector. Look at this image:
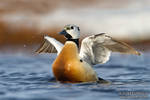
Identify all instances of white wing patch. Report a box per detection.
[36,36,64,55]
[79,33,140,65]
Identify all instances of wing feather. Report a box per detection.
[102,35,141,55]
[36,39,56,53]
[79,33,140,65]
[36,36,64,55]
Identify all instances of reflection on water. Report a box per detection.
[0,52,150,100]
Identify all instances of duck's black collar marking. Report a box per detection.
[64,33,72,39]
[64,33,79,48]
[67,38,79,48]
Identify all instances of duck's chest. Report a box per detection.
[52,58,85,82]
[52,41,98,83]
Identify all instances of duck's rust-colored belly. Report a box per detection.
[52,41,98,83]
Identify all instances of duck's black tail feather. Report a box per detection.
[97,77,111,84]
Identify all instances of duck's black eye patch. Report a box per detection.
[71,26,74,29]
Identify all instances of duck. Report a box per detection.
[36,24,140,83]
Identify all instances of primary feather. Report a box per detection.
[79,33,140,65]
[36,36,64,55]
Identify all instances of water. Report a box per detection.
[0,52,150,100]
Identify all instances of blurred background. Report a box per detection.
[0,0,150,54]
[0,1,150,100]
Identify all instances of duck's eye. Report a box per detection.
[71,26,74,29]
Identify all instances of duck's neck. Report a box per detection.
[67,39,79,48]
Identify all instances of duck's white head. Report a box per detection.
[59,24,80,39]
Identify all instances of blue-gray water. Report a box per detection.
[0,52,150,100]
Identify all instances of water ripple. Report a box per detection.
[0,53,149,100]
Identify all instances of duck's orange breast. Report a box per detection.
[52,41,98,83]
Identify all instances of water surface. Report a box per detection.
[0,52,150,100]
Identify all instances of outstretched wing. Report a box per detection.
[36,36,64,55]
[79,33,140,65]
